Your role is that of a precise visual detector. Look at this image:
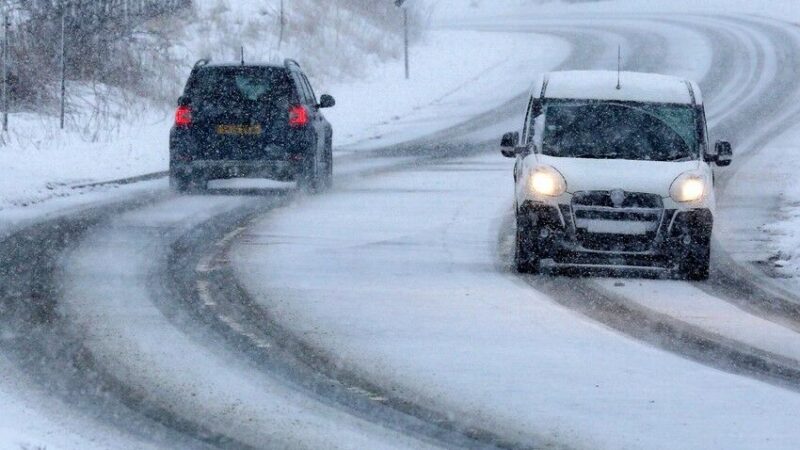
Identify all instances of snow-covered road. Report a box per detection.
[235,151,800,449]
[4,10,800,450]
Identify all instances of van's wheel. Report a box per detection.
[514,213,541,274]
[680,236,711,281]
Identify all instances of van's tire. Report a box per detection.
[680,236,711,281]
[514,213,541,274]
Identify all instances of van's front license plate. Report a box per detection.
[216,124,262,135]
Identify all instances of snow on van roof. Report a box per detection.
[540,71,702,105]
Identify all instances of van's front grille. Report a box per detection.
[571,191,664,253]
[573,191,663,209]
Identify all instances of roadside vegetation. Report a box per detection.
[0,0,424,136]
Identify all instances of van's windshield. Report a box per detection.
[540,101,700,161]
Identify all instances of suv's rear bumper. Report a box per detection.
[170,160,303,182]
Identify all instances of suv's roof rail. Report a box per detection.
[284,59,301,71]
[193,58,211,69]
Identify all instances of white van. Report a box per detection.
[501,71,732,280]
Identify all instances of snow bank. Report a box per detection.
[732,126,800,278]
[0,88,169,212]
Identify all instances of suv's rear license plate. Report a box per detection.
[216,124,262,135]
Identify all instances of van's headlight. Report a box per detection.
[670,172,706,203]
[529,166,567,197]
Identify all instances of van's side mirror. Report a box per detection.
[177,95,191,106]
[715,140,733,167]
[501,131,520,158]
[318,94,335,108]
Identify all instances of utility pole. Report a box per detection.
[278,0,284,52]
[2,12,9,133]
[395,0,409,79]
[403,8,409,79]
[60,11,66,129]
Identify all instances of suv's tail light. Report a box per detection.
[289,105,309,128]
[175,105,192,127]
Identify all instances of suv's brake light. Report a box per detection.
[289,105,309,128]
[175,105,192,127]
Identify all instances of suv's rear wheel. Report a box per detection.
[298,153,321,193]
[170,172,207,194]
[323,142,334,189]
[514,213,541,274]
[170,172,192,193]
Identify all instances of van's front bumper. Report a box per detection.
[518,200,713,271]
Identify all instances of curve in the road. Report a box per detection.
[6,12,800,450]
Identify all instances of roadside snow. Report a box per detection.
[723,125,800,278]
[762,194,800,277]
[0,108,169,212]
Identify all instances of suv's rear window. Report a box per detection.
[186,66,293,105]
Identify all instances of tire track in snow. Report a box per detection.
[166,211,549,450]
[0,193,230,450]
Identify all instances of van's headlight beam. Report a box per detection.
[670,172,706,203]
[529,166,567,197]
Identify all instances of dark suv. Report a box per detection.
[169,59,335,192]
